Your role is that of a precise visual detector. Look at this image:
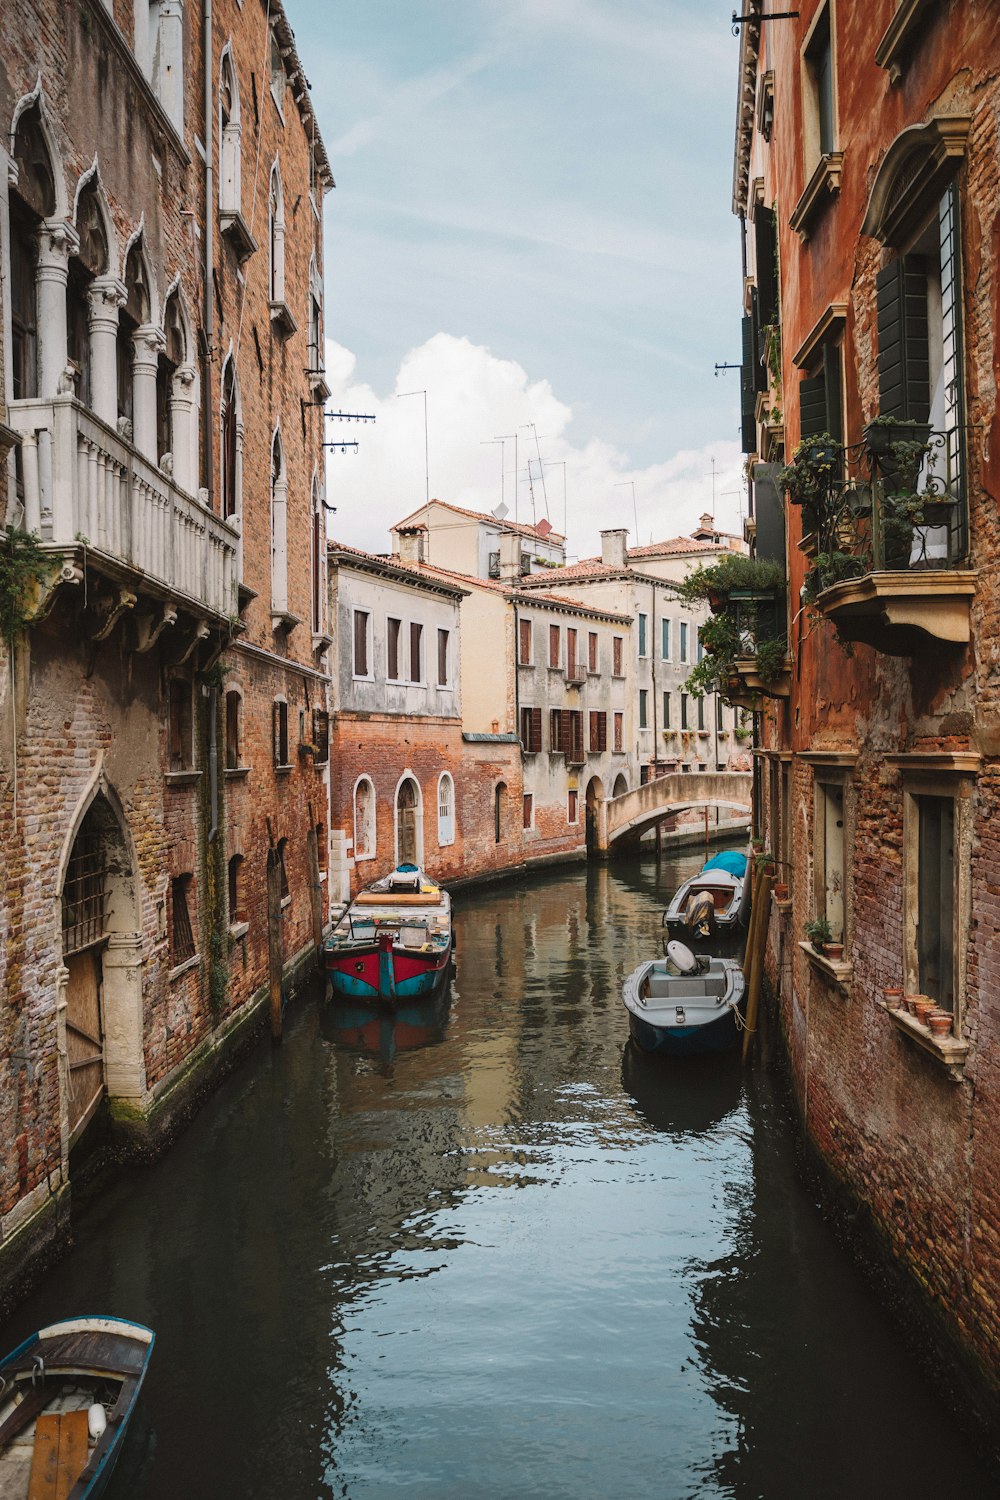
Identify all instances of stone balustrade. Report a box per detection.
[8,395,238,623]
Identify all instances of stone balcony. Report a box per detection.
[8,396,239,635]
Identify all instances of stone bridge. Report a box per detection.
[595,771,753,853]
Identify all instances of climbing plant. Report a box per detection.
[0,528,49,645]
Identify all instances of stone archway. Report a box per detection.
[59,788,144,1146]
[585,775,604,852]
[612,773,629,799]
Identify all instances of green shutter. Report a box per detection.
[876,257,930,421]
[751,287,767,393]
[755,207,779,332]
[799,373,828,439]
[752,462,785,564]
[822,343,843,443]
[741,314,757,452]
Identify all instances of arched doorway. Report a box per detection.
[585,776,604,852]
[494,782,507,844]
[396,776,422,867]
[612,773,628,798]
[60,792,143,1145]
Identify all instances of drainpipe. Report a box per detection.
[203,0,214,506]
[651,581,658,767]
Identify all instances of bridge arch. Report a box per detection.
[598,772,752,852]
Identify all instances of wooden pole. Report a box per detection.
[306,801,323,962]
[742,870,773,1063]
[265,819,283,1042]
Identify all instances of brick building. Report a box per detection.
[733,0,1000,1421]
[0,0,333,1298]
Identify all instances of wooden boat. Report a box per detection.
[622,945,746,1056]
[324,865,452,1004]
[0,1316,154,1499]
[664,850,750,941]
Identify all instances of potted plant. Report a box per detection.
[804,916,833,953]
[778,431,844,509]
[863,415,932,459]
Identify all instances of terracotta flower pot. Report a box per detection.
[904,994,922,1015]
[928,1010,953,1039]
[913,998,935,1027]
[825,942,844,960]
[774,883,789,900]
[883,988,903,1009]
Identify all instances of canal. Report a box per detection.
[5,856,997,1498]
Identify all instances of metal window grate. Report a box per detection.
[171,877,196,964]
[62,834,106,954]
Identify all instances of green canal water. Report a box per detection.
[5,856,998,1497]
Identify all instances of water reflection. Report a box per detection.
[1,853,996,1499]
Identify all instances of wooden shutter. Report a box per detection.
[272,701,281,765]
[822,343,843,442]
[876,257,930,421]
[437,628,448,685]
[549,624,560,666]
[530,707,541,752]
[755,206,778,332]
[752,462,785,563]
[751,286,767,393]
[410,621,423,681]
[741,314,756,452]
[387,618,400,679]
[799,373,828,439]
[588,632,598,671]
[354,611,368,675]
[560,708,572,753]
[519,617,531,663]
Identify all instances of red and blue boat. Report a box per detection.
[324,865,453,1004]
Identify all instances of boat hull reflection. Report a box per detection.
[322,985,452,1062]
[621,1040,743,1135]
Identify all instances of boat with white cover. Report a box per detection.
[622,942,746,1055]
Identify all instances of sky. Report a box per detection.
[293,0,746,560]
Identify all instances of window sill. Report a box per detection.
[274,762,293,776]
[280,895,291,910]
[874,0,934,83]
[225,765,250,780]
[789,151,844,241]
[271,609,301,635]
[799,941,853,993]
[312,631,333,655]
[269,300,298,339]
[229,920,250,941]
[220,210,258,264]
[165,770,201,787]
[772,893,793,916]
[879,999,969,1077]
[169,954,199,982]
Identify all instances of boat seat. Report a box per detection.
[28,1410,88,1500]
[703,978,728,996]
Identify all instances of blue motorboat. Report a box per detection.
[0,1316,154,1498]
[622,943,746,1056]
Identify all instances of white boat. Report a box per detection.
[664,851,750,940]
[622,943,746,1056]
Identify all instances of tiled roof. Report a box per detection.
[328,540,469,597]
[626,536,723,558]
[392,499,565,545]
[395,559,631,623]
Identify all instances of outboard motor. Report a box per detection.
[683,888,716,940]
[663,940,712,976]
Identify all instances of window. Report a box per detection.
[10,201,38,401]
[613,636,624,675]
[270,429,288,614]
[354,778,375,860]
[697,697,705,731]
[520,706,542,753]
[311,479,324,635]
[315,823,328,874]
[697,637,704,665]
[219,47,242,217]
[681,693,689,730]
[269,29,285,112]
[588,631,598,672]
[662,690,671,729]
[410,622,424,682]
[268,163,285,303]
[307,256,324,379]
[814,780,846,943]
[67,183,108,411]
[168,679,193,770]
[437,773,455,846]
[568,790,578,824]
[717,697,725,731]
[221,357,241,519]
[679,622,689,663]
[661,619,671,661]
[567,710,585,763]
[225,690,241,769]
[118,236,151,432]
[638,613,648,657]
[639,690,648,729]
[522,793,533,830]
[353,610,371,678]
[613,712,623,753]
[566,628,580,677]
[277,837,290,902]
[799,342,844,443]
[913,794,955,1010]
[803,4,835,166]
[136,1,184,131]
[549,623,561,667]
[437,628,450,687]
[272,700,289,768]
[550,708,564,752]
[495,782,507,843]
[589,711,607,752]
[312,709,329,765]
[387,617,401,680]
[519,617,532,665]
[171,875,196,965]
[228,855,244,926]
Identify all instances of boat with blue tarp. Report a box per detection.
[664,849,750,941]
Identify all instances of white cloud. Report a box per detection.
[323,333,747,560]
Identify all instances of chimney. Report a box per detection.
[498,529,522,581]
[397,525,425,565]
[601,528,628,568]
[699,512,714,531]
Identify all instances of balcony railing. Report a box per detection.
[8,396,239,623]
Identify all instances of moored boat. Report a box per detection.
[324,864,452,1004]
[663,850,750,941]
[0,1316,154,1499]
[622,943,746,1056]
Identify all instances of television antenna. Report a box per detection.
[397,389,429,505]
[614,481,639,543]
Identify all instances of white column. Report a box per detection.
[169,363,197,493]
[271,474,288,613]
[36,219,79,398]
[157,1,185,134]
[131,323,164,463]
[87,276,127,426]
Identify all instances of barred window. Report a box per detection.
[171,875,196,965]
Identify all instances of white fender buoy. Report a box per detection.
[88,1403,107,1441]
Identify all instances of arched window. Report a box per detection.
[224,689,242,769]
[228,853,244,926]
[437,773,455,847]
[219,47,242,216]
[156,290,184,465]
[310,474,324,634]
[270,427,288,615]
[396,777,422,867]
[220,354,241,518]
[494,782,507,845]
[117,235,153,440]
[10,102,58,402]
[66,179,109,410]
[307,253,323,378]
[268,163,285,304]
[354,777,376,861]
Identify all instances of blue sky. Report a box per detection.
[293,0,746,556]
